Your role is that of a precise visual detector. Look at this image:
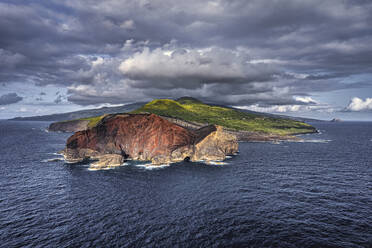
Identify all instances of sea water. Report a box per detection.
[0,120,371,247]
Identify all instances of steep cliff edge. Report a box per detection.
[48,120,90,132]
[62,113,238,168]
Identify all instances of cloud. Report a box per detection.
[120,19,135,30]
[18,107,28,112]
[0,93,23,105]
[0,49,26,68]
[238,101,334,114]
[0,0,372,116]
[294,96,318,104]
[242,104,302,113]
[119,46,278,89]
[54,95,63,104]
[345,97,372,111]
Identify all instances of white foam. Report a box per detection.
[88,162,129,171]
[205,161,228,166]
[271,141,281,145]
[41,157,65,163]
[134,163,170,170]
[88,166,112,171]
[294,139,331,143]
[50,152,64,156]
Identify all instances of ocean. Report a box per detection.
[0,120,371,247]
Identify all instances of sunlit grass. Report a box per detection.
[131,98,316,135]
[79,116,104,128]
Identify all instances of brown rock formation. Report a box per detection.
[48,120,89,132]
[62,113,238,168]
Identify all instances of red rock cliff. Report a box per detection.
[63,113,238,168]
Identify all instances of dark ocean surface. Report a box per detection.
[0,120,371,247]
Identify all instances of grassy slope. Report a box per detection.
[131,98,316,135]
[78,116,105,128]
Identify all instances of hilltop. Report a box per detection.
[131,98,316,136]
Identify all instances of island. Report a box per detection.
[53,97,317,169]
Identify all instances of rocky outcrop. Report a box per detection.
[62,113,238,168]
[48,120,89,132]
[226,130,303,142]
[330,118,342,122]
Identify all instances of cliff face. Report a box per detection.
[62,114,238,168]
[48,120,89,132]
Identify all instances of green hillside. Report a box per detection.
[131,97,316,135]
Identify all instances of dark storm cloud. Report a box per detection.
[0,93,23,105]
[1,0,372,107]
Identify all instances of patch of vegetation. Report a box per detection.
[67,98,315,135]
[131,98,316,135]
[79,116,104,128]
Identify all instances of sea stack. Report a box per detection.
[62,113,238,168]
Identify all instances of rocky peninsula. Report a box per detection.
[62,113,238,169]
[49,119,91,132]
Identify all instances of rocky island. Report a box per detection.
[62,113,238,169]
[53,97,317,168]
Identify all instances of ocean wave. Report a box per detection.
[41,157,65,163]
[50,152,64,156]
[88,162,129,171]
[205,161,228,166]
[88,167,111,171]
[134,163,170,170]
[295,139,331,143]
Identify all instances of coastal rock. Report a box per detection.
[62,113,238,167]
[48,120,89,132]
[192,125,238,161]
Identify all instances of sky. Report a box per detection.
[1,0,372,120]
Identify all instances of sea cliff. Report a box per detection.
[62,113,238,169]
[48,120,90,132]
